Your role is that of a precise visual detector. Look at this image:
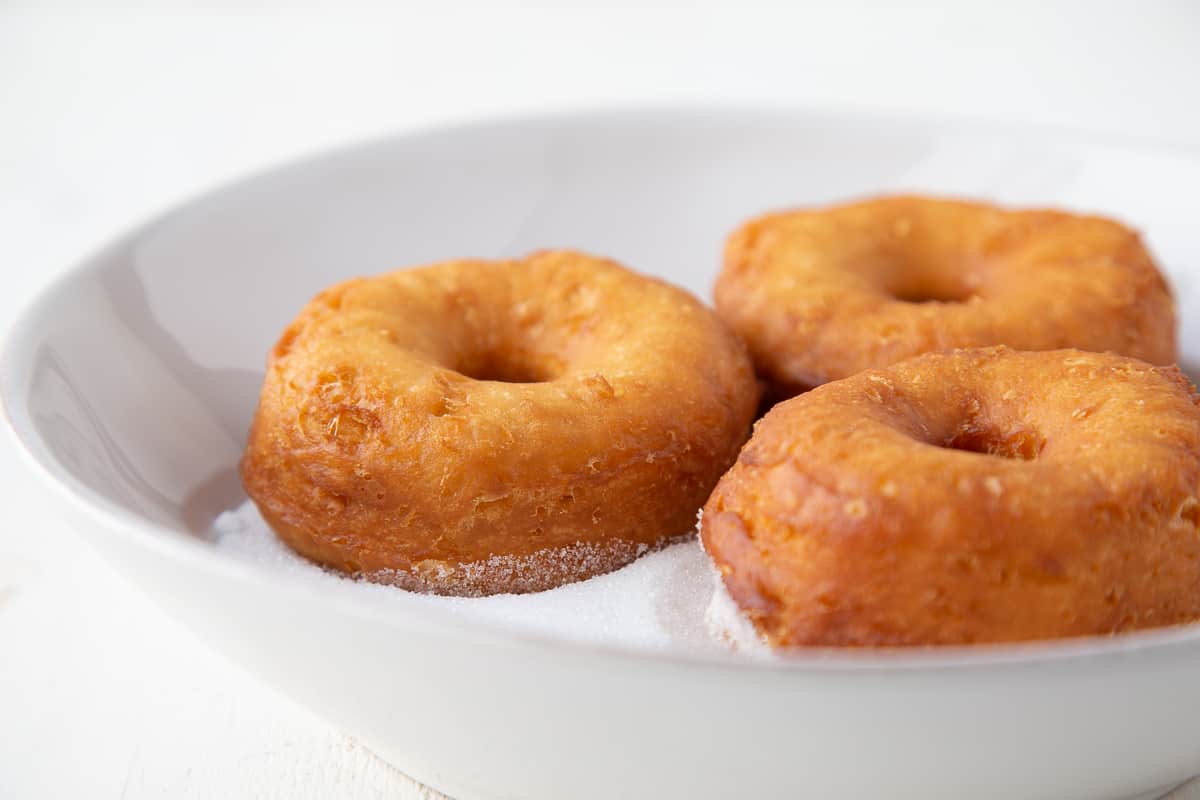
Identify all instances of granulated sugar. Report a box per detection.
[211,500,769,657]
[705,573,773,658]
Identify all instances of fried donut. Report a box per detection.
[241,250,758,596]
[702,347,1200,647]
[715,196,1176,396]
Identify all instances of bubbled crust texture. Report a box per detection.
[714,196,1177,395]
[701,347,1200,647]
[241,251,758,596]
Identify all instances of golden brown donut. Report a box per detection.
[714,196,1177,396]
[702,347,1200,647]
[242,250,758,596]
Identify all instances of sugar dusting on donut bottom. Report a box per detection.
[365,537,683,598]
[211,500,769,656]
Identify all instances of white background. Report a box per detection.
[3,2,1200,797]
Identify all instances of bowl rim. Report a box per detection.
[7,100,1200,675]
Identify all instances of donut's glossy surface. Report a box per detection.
[242,250,759,595]
[715,196,1177,396]
[703,347,1200,646]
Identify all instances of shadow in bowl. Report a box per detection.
[181,466,247,540]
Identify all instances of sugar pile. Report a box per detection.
[211,500,770,658]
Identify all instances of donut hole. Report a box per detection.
[891,284,975,304]
[867,238,981,304]
[944,425,1043,460]
[886,274,976,304]
[457,350,560,384]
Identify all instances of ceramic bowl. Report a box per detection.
[6,107,1200,800]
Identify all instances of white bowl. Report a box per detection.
[6,107,1200,800]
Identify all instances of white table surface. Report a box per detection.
[3,3,1200,797]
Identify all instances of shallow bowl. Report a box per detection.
[6,106,1200,799]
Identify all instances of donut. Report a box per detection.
[714,195,1176,396]
[241,250,758,596]
[701,347,1200,647]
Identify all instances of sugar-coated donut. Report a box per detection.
[702,347,1200,647]
[715,196,1177,396]
[242,250,758,596]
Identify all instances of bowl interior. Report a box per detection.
[6,106,1200,617]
